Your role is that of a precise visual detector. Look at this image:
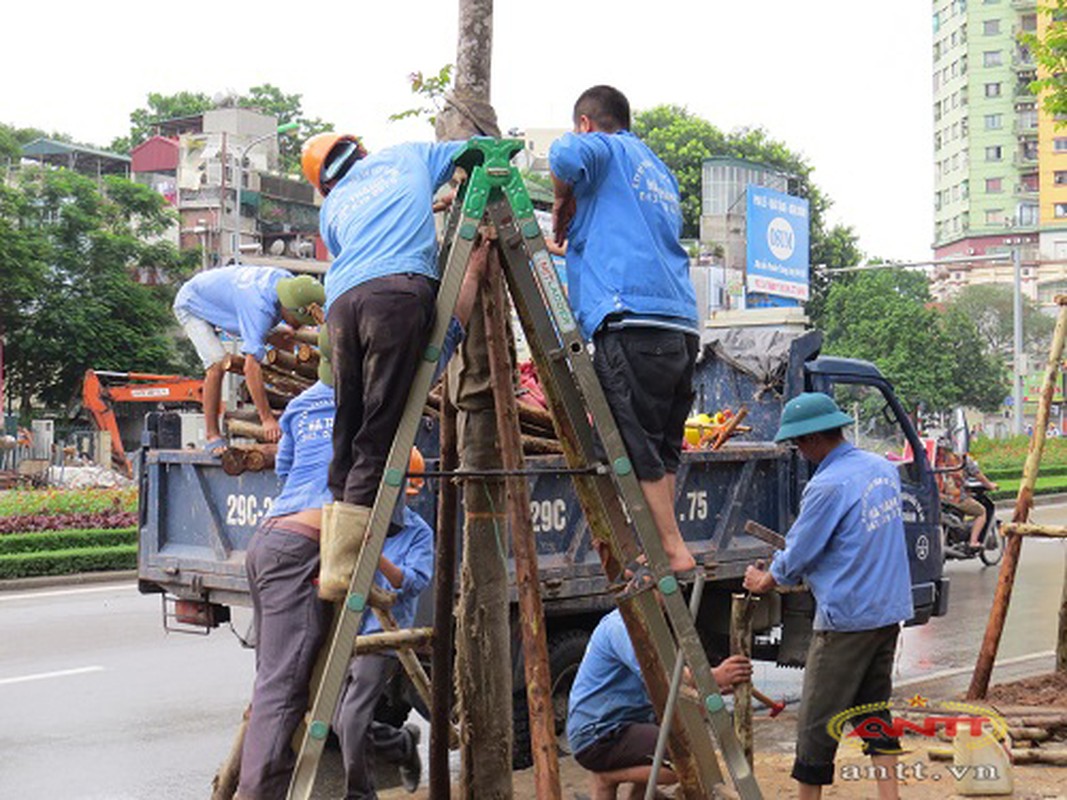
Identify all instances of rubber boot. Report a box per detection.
[318,501,370,602]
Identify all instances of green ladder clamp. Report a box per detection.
[286,138,763,799]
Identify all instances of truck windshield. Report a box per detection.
[832,384,919,483]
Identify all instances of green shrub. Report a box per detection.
[0,545,137,579]
[0,527,136,556]
[990,473,1067,501]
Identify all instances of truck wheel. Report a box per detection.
[512,628,591,770]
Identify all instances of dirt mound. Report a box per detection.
[985,671,1067,706]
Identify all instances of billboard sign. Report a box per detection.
[745,186,810,301]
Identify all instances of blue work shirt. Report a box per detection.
[566,609,654,755]
[359,506,434,636]
[265,316,465,519]
[320,141,465,311]
[548,131,698,339]
[173,265,290,361]
[771,442,914,632]
[267,380,335,519]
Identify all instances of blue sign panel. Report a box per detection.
[745,186,810,302]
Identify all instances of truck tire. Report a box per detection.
[512,627,591,770]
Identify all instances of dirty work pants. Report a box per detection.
[335,653,411,800]
[238,520,329,800]
[327,273,436,506]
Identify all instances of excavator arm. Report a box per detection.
[82,370,204,477]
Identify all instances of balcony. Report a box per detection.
[1012,0,1037,9]
[1014,120,1040,137]
[1015,151,1039,168]
[1015,184,1040,198]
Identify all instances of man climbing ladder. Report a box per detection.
[287,137,764,800]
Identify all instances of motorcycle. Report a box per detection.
[941,479,1003,566]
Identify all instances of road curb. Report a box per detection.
[0,569,137,593]
[995,492,1067,512]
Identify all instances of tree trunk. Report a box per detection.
[442,1,511,796]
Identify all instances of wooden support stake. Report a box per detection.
[731,594,757,769]
[969,295,1067,698]
[1003,523,1067,538]
[430,372,458,800]
[483,254,561,799]
[210,703,250,800]
[352,627,434,654]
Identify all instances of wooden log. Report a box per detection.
[266,348,318,381]
[744,519,787,551]
[1008,726,1051,742]
[712,407,749,451]
[731,594,757,769]
[261,364,313,396]
[516,399,556,433]
[483,256,561,799]
[243,448,272,473]
[220,448,246,476]
[1003,523,1067,538]
[222,353,246,375]
[969,295,1067,699]
[295,343,320,364]
[226,419,270,443]
[293,328,320,346]
[430,372,458,799]
[352,627,434,655]
[210,704,251,800]
[224,408,281,422]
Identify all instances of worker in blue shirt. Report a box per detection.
[236,248,486,800]
[173,266,324,450]
[567,608,751,799]
[549,86,699,574]
[300,133,467,602]
[744,392,913,800]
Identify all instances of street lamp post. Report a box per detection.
[1012,241,1025,435]
[232,121,300,264]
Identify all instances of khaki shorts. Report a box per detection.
[174,305,227,369]
[957,497,985,518]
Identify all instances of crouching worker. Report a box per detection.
[173,265,323,450]
[567,608,752,800]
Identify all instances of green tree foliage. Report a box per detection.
[0,122,72,161]
[389,65,455,126]
[1021,1,1067,121]
[822,269,1008,412]
[631,106,862,322]
[3,167,200,413]
[111,85,333,174]
[944,283,1055,358]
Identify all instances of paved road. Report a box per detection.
[1,502,1065,798]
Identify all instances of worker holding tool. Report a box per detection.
[235,245,488,800]
[567,608,752,800]
[743,392,913,800]
[549,85,699,574]
[173,265,324,450]
[300,132,470,601]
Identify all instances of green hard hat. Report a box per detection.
[774,392,853,443]
[317,327,333,386]
[276,275,325,326]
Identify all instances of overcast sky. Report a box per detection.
[1,1,932,262]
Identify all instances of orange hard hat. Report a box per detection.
[301,132,362,195]
[407,447,426,496]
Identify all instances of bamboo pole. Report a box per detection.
[1003,523,1067,538]
[969,295,1067,698]
[483,255,561,799]
[430,372,458,800]
[731,594,757,769]
[210,704,250,800]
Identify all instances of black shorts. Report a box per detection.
[592,327,698,482]
[573,722,659,773]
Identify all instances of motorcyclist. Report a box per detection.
[961,453,998,553]
[935,439,997,555]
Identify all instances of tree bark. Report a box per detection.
[443,1,512,797]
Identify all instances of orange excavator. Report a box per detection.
[82,369,204,476]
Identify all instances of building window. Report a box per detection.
[986,177,1003,193]
[1021,13,1038,31]
[1055,171,1067,185]
[1055,138,1067,152]
[985,114,1003,130]
[983,0,999,4]
[985,145,1002,161]
[984,50,1003,67]
[985,82,1001,97]
[1020,203,1039,225]
[962,179,970,199]
[986,208,1004,224]
[983,19,1001,35]
[1056,203,1067,219]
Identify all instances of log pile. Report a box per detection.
[924,705,1067,766]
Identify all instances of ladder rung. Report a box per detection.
[353,627,434,655]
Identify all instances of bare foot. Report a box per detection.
[667,549,697,573]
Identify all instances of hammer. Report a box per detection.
[751,686,786,718]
